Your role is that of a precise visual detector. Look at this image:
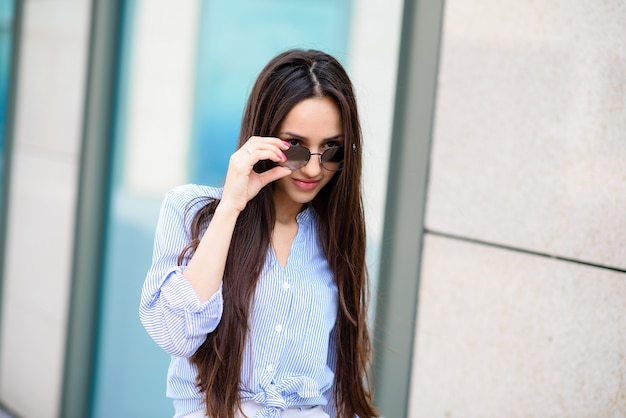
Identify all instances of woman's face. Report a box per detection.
[273,96,343,209]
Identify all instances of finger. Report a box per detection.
[242,146,287,163]
[257,166,291,186]
[243,136,290,154]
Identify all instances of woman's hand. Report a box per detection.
[219,136,291,213]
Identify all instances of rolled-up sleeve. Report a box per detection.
[139,185,223,358]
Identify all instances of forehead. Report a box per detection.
[279,97,342,141]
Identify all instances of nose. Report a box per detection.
[299,152,323,177]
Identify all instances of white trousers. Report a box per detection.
[181,401,329,418]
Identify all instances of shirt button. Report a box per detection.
[283,282,291,290]
[275,325,283,332]
[266,364,274,372]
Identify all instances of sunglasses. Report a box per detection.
[279,145,344,171]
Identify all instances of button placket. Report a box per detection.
[264,272,288,379]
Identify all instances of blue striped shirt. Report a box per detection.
[140,184,338,418]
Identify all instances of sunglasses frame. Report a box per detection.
[279,145,345,171]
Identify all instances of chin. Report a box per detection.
[288,191,319,205]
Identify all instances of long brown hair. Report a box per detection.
[180,49,377,418]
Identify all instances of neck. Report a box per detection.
[275,204,304,224]
[273,195,304,225]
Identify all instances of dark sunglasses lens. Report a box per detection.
[321,147,344,170]
[279,146,310,170]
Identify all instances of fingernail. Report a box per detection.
[281,140,290,147]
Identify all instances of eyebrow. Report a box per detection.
[278,132,344,142]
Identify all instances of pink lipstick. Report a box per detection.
[292,178,319,191]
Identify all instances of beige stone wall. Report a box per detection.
[412,235,626,416]
[410,0,626,416]
[0,1,91,417]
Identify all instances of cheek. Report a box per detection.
[275,175,291,189]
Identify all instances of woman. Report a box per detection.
[140,49,377,418]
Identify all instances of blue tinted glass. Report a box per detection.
[0,0,15,198]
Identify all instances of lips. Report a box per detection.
[292,178,320,191]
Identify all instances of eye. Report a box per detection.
[286,138,300,146]
[323,140,342,149]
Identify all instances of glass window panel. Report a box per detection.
[0,0,16,200]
